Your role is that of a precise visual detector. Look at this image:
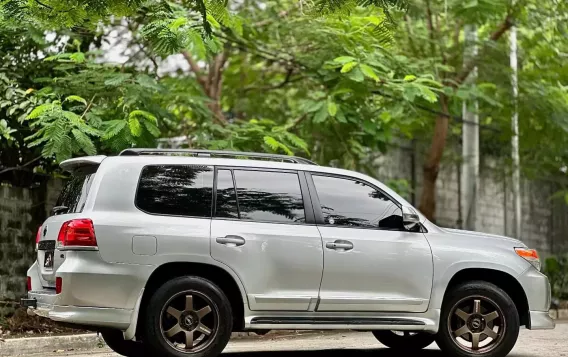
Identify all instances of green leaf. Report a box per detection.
[336,108,347,123]
[169,17,188,30]
[341,61,358,73]
[136,75,161,91]
[102,120,127,140]
[207,14,221,29]
[63,111,83,126]
[416,85,438,103]
[264,135,279,151]
[129,110,158,124]
[142,120,161,137]
[104,73,132,86]
[333,56,357,64]
[72,129,96,155]
[128,117,142,137]
[327,101,338,117]
[379,111,392,123]
[65,95,87,105]
[70,52,86,64]
[27,103,55,119]
[360,64,380,82]
[404,75,417,82]
[347,67,365,82]
[314,105,329,123]
[305,101,324,113]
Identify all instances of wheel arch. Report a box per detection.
[135,261,247,337]
[442,268,530,327]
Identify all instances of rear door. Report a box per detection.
[210,168,324,311]
[37,162,99,287]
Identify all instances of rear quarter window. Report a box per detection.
[56,168,97,214]
[135,165,214,217]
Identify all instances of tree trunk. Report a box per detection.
[417,15,514,221]
[419,95,450,220]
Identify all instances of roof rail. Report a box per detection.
[118,148,318,165]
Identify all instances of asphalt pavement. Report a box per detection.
[11,322,568,357]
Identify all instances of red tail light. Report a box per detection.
[35,226,41,250]
[55,277,62,294]
[57,219,97,247]
[27,277,32,292]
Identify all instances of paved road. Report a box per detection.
[24,322,568,357]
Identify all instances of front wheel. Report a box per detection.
[144,276,233,357]
[436,281,520,357]
[372,330,435,350]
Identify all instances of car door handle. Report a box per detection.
[325,240,353,251]
[216,235,246,247]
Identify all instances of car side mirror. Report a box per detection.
[402,206,420,231]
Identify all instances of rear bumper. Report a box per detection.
[27,301,132,330]
[26,251,152,331]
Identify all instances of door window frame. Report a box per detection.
[306,171,406,231]
[213,166,316,225]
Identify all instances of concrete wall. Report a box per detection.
[0,180,59,314]
[0,186,40,310]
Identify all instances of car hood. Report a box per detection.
[442,228,527,248]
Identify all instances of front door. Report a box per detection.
[309,173,433,313]
[210,168,324,311]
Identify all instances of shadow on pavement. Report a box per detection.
[226,348,445,357]
[225,348,533,357]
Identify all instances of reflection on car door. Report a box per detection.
[309,173,433,313]
[210,168,324,311]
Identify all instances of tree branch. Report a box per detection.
[404,15,420,56]
[454,15,514,86]
[209,50,228,99]
[80,95,96,121]
[34,0,53,10]
[424,0,437,56]
[181,50,208,90]
[0,156,42,175]
[243,68,297,92]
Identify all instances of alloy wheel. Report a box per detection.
[159,290,219,354]
[447,295,506,354]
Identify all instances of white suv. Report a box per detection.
[22,149,553,357]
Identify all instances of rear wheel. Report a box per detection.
[101,330,147,357]
[372,330,435,350]
[436,281,520,357]
[144,276,233,357]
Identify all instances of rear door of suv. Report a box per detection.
[210,167,323,311]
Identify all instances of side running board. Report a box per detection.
[250,317,425,326]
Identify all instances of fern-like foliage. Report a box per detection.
[25,99,101,161]
[309,0,408,19]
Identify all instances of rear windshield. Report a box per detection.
[55,167,97,214]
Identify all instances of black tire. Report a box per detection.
[144,276,233,357]
[101,330,147,357]
[372,330,435,350]
[436,281,520,357]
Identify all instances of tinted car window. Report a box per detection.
[136,165,213,217]
[56,172,96,214]
[233,170,305,223]
[312,175,403,230]
[215,169,239,219]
